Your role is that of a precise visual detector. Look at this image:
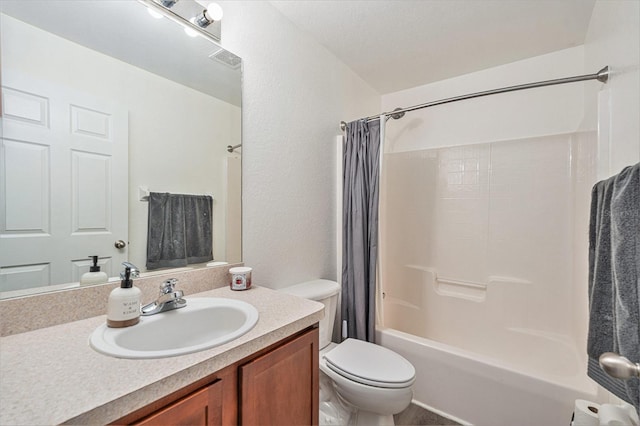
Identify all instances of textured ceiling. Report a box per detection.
[269,0,597,94]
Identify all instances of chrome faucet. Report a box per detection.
[141,278,187,316]
[120,262,140,279]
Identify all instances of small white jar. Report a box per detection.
[229,267,252,291]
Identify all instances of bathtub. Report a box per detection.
[376,327,600,426]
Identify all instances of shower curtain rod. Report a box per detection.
[227,143,242,153]
[339,66,609,131]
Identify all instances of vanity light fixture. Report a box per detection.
[139,0,222,43]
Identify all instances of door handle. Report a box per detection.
[114,240,127,249]
[599,352,640,379]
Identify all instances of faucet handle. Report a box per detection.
[160,278,178,294]
[120,262,140,279]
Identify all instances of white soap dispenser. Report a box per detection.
[107,265,141,328]
[80,255,108,286]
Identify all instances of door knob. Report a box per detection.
[114,240,127,249]
[599,352,640,379]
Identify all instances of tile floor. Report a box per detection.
[394,403,461,426]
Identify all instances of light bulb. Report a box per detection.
[206,2,223,21]
[147,8,164,19]
[184,18,199,37]
[193,1,223,28]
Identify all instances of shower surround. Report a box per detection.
[378,132,599,425]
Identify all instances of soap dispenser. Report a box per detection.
[80,256,108,286]
[107,265,141,328]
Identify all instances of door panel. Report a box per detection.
[71,150,111,232]
[2,139,49,234]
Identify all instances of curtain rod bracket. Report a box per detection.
[596,66,609,83]
[388,107,405,121]
[227,143,242,153]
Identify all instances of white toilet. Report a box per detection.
[281,279,415,426]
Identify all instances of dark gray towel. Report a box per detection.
[587,162,640,411]
[146,192,213,270]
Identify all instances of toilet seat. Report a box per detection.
[323,338,415,389]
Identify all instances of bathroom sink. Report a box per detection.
[89,298,259,359]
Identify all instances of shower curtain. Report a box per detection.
[342,119,381,343]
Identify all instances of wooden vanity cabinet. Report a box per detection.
[115,326,319,426]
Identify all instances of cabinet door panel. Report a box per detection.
[240,328,319,426]
[135,380,222,426]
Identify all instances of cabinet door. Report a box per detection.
[240,328,319,426]
[134,379,222,426]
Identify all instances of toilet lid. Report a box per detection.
[323,338,415,388]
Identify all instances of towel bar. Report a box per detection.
[138,186,214,202]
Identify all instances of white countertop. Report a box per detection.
[0,286,324,425]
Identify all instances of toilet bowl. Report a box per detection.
[281,280,415,426]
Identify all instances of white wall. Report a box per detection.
[582,0,640,178]
[216,1,380,289]
[3,15,240,272]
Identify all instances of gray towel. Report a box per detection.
[587,162,640,411]
[146,192,213,270]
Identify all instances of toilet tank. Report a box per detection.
[280,279,340,349]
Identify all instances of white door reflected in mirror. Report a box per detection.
[1,71,128,291]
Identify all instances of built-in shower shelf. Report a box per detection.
[434,276,487,302]
[431,274,532,302]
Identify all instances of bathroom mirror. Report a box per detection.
[0,0,242,298]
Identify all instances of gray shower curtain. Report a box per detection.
[342,119,381,343]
